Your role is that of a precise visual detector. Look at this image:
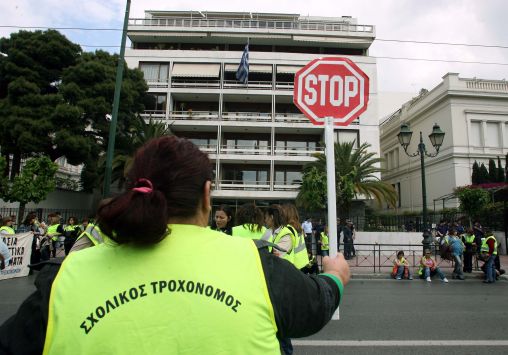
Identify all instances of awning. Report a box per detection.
[224,64,272,73]
[172,63,221,78]
[276,65,303,74]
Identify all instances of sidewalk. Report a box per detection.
[330,254,508,281]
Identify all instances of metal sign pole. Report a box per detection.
[325,117,340,320]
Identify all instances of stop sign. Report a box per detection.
[293,57,369,126]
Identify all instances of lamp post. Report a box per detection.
[397,123,445,252]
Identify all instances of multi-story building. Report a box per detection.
[380,73,508,212]
[126,10,379,208]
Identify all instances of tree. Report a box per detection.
[0,30,82,178]
[455,186,490,227]
[471,161,480,185]
[496,156,505,183]
[296,166,327,211]
[297,141,397,216]
[488,159,497,183]
[0,156,58,224]
[478,163,489,184]
[60,50,149,191]
[97,117,173,189]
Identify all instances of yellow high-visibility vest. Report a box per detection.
[44,225,279,355]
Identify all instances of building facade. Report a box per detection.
[380,73,508,212]
[126,11,379,208]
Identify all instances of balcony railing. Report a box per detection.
[171,79,220,88]
[222,112,272,122]
[274,147,323,156]
[223,80,272,89]
[170,111,219,120]
[218,180,270,191]
[275,81,294,90]
[195,143,218,154]
[465,79,508,92]
[128,18,374,34]
[142,110,166,119]
[146,79,169,88]
[220,145,270,155]
[273,184,300,191]
[274,113,308,123]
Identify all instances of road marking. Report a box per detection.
[292,340,508,347]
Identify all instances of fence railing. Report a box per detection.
[316,243,477,274]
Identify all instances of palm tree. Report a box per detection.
[297,141,397,216]
[99,117,173,189]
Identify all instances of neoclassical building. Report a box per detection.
[380,73,508,212]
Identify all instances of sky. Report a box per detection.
[1,0,508,115]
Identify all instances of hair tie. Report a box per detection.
[132,178,153,194]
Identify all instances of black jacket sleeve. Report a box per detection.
[254,240,342,339]
[0,260,62,355]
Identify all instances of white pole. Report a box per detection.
[325,117,340,320]
[325,117,338,258]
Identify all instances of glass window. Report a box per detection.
[337,130,359,148]
[470,121,482,146]
[486,122,500,147]
[139,62,168,82]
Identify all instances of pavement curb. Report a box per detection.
[351,273,508,281]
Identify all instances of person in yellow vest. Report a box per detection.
[46,214,63,258]
[211,204,233,235]
[280,203,309,270]
[461,228,476,273]
[480,230,498,283]
[232,203,266,239]
[69,219,109,253]
[0,217,15,235]
[392,250,413,280]
[63,216,80,255]
[0,136,350,354]
[319,226,330,257]
[263,205,295,261]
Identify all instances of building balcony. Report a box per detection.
[274,113,308,123]
[215,180,300,192]
[223,80,272,90]
[128,17,374,36]
[222,111,272,122]
[274,146,323,157]
[220,145,270,155]
[171,79,221,89]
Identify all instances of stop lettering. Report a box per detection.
[293,57,369,126]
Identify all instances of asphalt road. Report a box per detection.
[1,275,507,354]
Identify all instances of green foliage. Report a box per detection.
[455,186,490,224]
[488,159,497,182]
[0,30,149,192]
[297,141,397,215]
[4,156,58,204]
[55,176,80,191]
[97,118,173,189]
[296,166,327,211]
[496,156,504,182]
[0,157,9,196]
[64,51,149,191]
[471,161,480,185]
[478,163,489,184]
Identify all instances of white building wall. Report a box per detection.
[380,73,508,212]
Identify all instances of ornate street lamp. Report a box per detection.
[398,123,445,252]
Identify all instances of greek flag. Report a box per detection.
[236,43,249,84]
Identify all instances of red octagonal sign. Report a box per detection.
[293,57,370,126]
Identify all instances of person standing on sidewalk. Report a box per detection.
[480,230,498,283]
[462,228,476,273]
[449,229,465,280]
[342,220,354,260]
[302,217,313,254]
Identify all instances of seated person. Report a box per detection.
[418,249,448,283]
[392,250,413,280]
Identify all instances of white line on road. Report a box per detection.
[292,340,508,347]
